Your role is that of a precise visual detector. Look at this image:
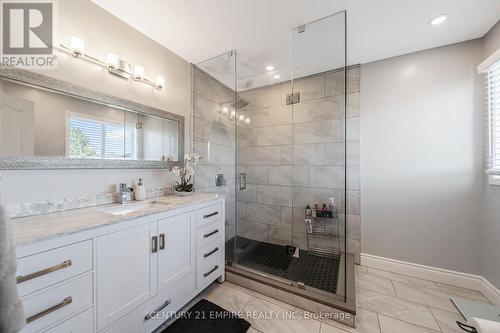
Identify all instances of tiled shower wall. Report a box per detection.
[236,66,361,263]
[191,66,236,241]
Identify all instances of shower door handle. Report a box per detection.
[239,173,247,190]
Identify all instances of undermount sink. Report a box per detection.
[99,201,169,216]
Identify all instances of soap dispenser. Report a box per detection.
[135,178,146,201]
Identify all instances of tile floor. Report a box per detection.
[199,264,492,333]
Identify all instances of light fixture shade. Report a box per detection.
[155,75,165,89]
[133,65,145,80]
[106,53,119,69]
[70,35,84,55]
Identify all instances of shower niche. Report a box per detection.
[192,11,359,327]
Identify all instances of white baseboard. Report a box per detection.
[360,253,500,306]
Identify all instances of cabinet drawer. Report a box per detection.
[41,308,93,333]
[21,273,93,333]
[198,239,224,290]
[17,240,93,297]
[197,220,223,249]
[196,203,222,227]
[104,273,196,333]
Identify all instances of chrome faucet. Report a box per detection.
[118,183,130,204]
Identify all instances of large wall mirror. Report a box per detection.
[0,69,184,169]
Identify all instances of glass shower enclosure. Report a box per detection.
[192,11,354,313]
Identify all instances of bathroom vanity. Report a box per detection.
[12,194,225,333]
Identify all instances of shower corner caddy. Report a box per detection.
[304,207,341,258]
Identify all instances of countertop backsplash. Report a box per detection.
[7,187,171,219]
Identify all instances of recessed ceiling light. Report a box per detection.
[430,14,448,26]
[273,74,280,79]
[265,65,275,71]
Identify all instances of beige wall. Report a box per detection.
[361,40,484,274]
[0,0,190,207]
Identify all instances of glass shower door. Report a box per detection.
[231,11,350,303]
[290,11,348,301]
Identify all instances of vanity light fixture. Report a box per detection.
[69,35,84,57]
[106,53,119,69]
[60,36,166,90]
[155,75,165,90]
[133,65,145,81]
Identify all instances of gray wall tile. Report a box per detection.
[269,166,293,186]
[246,203,282,224]
[310,166,345,188]
[294,119,342,144]
[257,185,293,207]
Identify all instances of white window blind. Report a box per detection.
[487,59,500,174]
[68,115,136,160]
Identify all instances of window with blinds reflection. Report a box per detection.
[68,115,137,160]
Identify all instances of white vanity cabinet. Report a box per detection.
[96,220,158,331]
[15,197,225,333]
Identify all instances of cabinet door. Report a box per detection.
[96,221,157,331]
[157,212,195,292]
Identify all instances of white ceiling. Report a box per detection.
[92,0,500,89]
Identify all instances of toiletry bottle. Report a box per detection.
[329,198,337,212]
[135,178,146,201]
[314,202,319,210]
[305,205,312,218]
[322,204,328,211]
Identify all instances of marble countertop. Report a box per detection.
[11,193,222,247]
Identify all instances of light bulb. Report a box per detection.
[133,65,144,80]
[155,75,165,89]
[238,115,245,121]
[265,65,274,71]
[273,74,281,79]
[245,118,251,124]
[70,35,84,56]
[106,53,119,69]
[222,106,229,114]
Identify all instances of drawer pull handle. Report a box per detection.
[152,236,158,253]
[203,211,219,219]
[17,260,72,284]
[144,299,171,321]
[26,297,72,324]
[159,234,166,250]
[204,265,219,277]
[203,229,219,239]
[204,247,219,258]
